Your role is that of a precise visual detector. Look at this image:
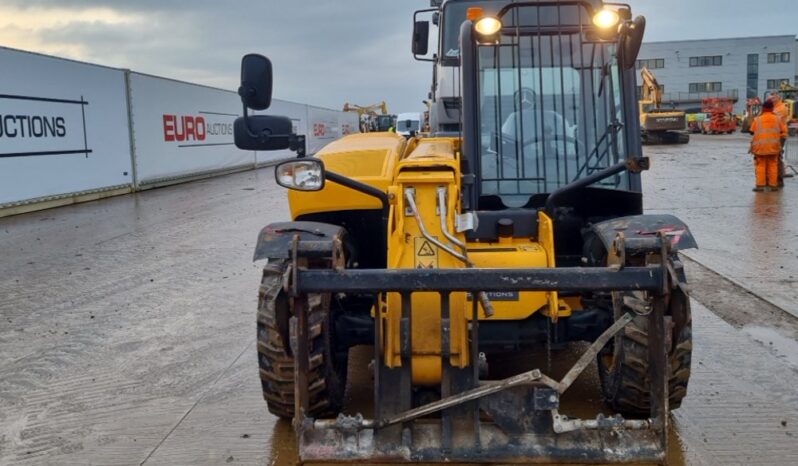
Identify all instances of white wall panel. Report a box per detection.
[339,111,360,138]
[0,47,132,205]
[1,46,361,211]
[306,105,344,155]
[129,73,253,184]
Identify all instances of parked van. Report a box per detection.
[395,112,422,136]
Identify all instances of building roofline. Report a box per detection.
[643,34,797,45]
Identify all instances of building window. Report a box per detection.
[689,55,722,67]
[747,54,759,99]
[636,58,665,69]
[767,79,790,90]
[689,82,722,93]
[767,52,790,64]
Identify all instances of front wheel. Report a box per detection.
[597,259,692,415]
[256,260,347,419]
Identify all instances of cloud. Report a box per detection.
[1,0,793,113]
[0,1,433,113]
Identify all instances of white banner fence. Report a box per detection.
[0,46,357,212]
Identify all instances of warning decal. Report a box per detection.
[414,237,438,269]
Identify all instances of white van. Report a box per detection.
[395,112,422,136]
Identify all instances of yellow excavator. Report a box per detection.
[343,101,395,132]
[639,67,690,144]
[776,82,798,136]
[235,1,695,463]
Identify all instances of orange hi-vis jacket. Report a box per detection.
[750,111,788,156]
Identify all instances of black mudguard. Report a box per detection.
[589,214,698,253]
[253,221,348,262]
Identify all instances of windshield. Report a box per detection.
[376,115,394,130]
[477,31,629,207]
[442,1,498,62]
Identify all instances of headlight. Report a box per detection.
[275,159,325,191]
[592,8,620,29]
[474,17,502,36]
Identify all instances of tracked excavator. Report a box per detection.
[234,1,695,463]
[343,101,395,132]
[639,67,689,144]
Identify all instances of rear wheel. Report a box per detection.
[257,260,347,419]
[597,259,692,415]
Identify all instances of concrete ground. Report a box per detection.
[645,133,798,317]
[1,133,798,465]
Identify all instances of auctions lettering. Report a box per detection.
[0,114,66,138]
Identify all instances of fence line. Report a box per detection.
[0,46,358,215]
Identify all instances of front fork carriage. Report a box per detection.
[285,232,677,464]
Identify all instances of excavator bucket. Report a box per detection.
[288,235,674,464]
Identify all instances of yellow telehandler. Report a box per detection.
[234,1,695,463]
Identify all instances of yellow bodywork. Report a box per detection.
[289,133,571,385]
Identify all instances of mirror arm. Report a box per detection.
[289,134,307,157]
[325,170,390,250]
[325,171,389,221]
[241,104,262,139]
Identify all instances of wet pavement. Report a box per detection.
[1,134,798,465]
[644,133,798,317]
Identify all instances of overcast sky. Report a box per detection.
[0,1,794,113]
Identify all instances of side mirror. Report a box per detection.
[238,54,273,110]
[275,159,325,191]
[412,21,430,56]
[619,16,646,70]
[234,115,292,151]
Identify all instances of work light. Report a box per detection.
[474,17,502,36]
[474,16,502,45]
[592,8,620,29]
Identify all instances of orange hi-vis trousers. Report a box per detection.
[754,154,780,188]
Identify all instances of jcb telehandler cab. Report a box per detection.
[234,1,696,463]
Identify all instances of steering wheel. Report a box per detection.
[500,131,582,152]
[515,87,537,110]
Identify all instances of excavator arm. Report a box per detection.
[640,67,662,108]
[342,101,390,116]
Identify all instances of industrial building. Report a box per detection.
[636,35,798,113]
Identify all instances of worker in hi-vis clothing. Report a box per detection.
[749,100,788,192]
[769,92,793,184]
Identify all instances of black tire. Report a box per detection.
[256,260,347,419]
[597,261,692,415]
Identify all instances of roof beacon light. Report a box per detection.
[466,7,484,21]
[474,16,502,36]
[592,8,620,29]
